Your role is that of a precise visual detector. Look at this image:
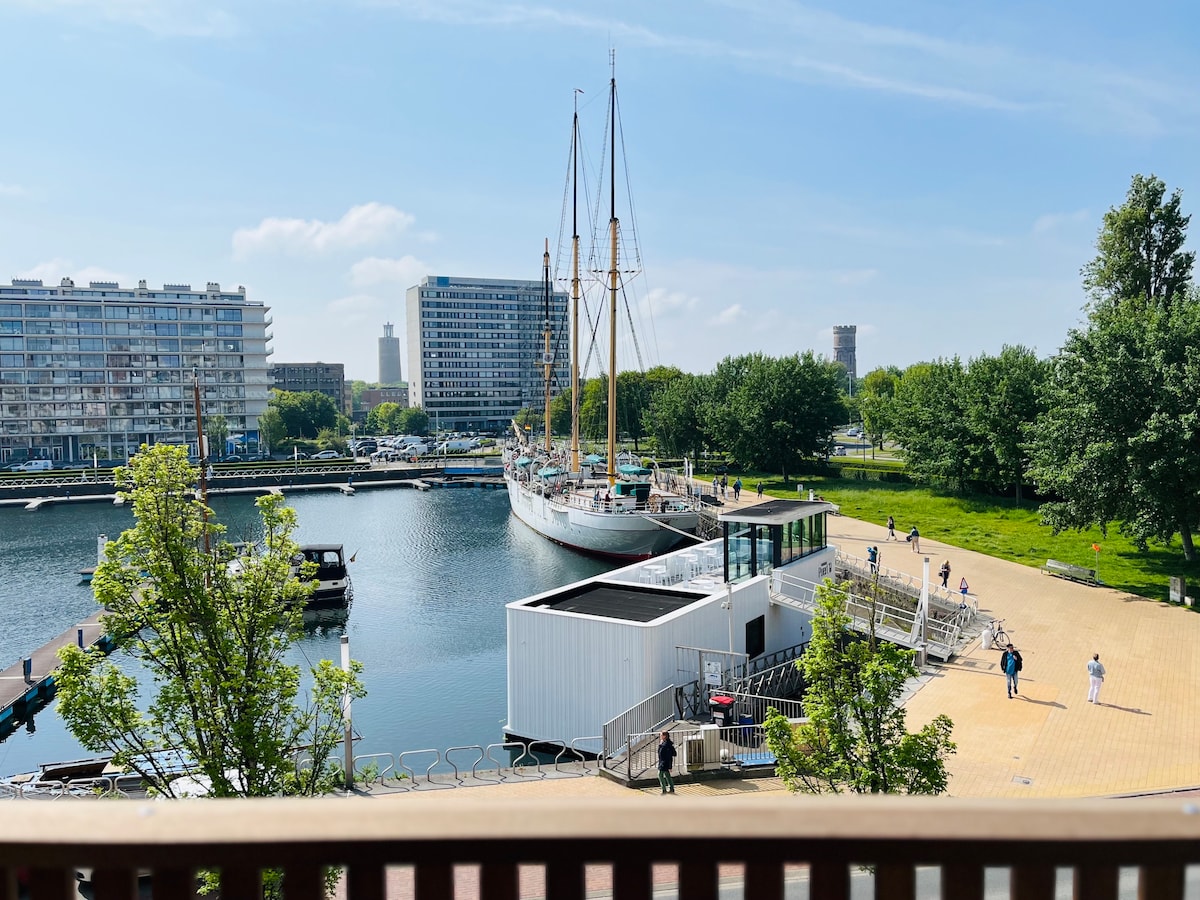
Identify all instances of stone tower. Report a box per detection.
[833,325,857,381]
[378,322,402,385]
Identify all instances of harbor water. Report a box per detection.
[0,487,611,778]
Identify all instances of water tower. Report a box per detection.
[378,322,402,385]
[833,325,857,381]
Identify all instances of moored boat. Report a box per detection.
[291,544,353,610]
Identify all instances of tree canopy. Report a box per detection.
[56,444,365,797]
[764,580,955,794]
[268,390,340,439]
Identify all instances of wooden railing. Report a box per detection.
[2,795,1198,899]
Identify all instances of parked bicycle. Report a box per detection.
[986,618,1011,649]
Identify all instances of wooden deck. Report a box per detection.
[0,610,108,732]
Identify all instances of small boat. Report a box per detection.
[291,544,353,610]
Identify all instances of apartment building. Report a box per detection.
[268,361,350,415]
[0,278,271,464]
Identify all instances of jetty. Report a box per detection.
[0,611,111,734]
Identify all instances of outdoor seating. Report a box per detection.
[1041,559,1098,584]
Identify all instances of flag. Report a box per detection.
[1091,543,1101,552]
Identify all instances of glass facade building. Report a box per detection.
[0,278,271,464]
[406,275,569,432]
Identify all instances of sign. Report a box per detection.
[1170,575,1186,605]
[703,661,722,686]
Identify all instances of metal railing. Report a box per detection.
[601,684,676,765]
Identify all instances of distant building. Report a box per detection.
[360,386,409,416]
[0,277,270,464]
[378,322,402,385]
[269,361,349,415]
[406,275,568,431]
[833,324,857,381]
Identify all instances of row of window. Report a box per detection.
[0,304,247,321]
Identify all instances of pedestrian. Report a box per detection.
[1000,642,1022,698]
[1087,653,1106,704]
[756,481,764,498]
[886,515,896,541]
[712,476,719,496]
[908,525,920,553]
[733,477,742,500]
[657,730,677,794]
[866,545,879,575]
[959,576,969,599]
[938,559,951,588]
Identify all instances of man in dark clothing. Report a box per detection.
[657,730,677,794]
[1000,643,1022,698]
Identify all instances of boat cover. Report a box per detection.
[618,464,652,476]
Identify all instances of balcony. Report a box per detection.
[2,795,1198,899]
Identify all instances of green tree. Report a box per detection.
[858,366,900,452]
[269,390,339,439]
[549,389,573,437]
[1082,173,1194,310]
[1030,296,1200,560]
[578,376,608,442]
[55,444,365,797]
[365,402,405,435]
[257,407,286,452]
[962,346,1047,501]
[204,413,229,459]
[646,372,709,459]
[396,406,429,436]
[316,427,347,453]
[890,359,974,489]
[763,580,955,794]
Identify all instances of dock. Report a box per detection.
[0,611,111,734]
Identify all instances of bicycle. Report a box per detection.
[987,618,1010,649]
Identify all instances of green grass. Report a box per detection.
[750,474,1200,603]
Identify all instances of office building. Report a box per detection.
[378,322,402,385]
[360,387,408,416]
[406,275,568,431]
[833,324,857,381]
[0,277,270,464]
[269,362,350,414]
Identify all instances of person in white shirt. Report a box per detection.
[1087,653,1106,704]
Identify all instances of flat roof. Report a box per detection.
[718,498,833,526]
[529,582,706,623]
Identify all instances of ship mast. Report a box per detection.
[606,66,618,488]
[542,238,552,454]
[569,91,582,476]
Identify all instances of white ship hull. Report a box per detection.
[505,476,699,560]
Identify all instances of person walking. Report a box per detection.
[657,730,677,794]
[886,515,896,541]
[908,525,920,553]
[733,478,742,500]
[1000,643,1022,698]
[938,559,951,588]
[756,481,764,498]
[1087,653,1106,704]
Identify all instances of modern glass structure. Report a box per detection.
[0,278,271,464]
[406,275,569,432]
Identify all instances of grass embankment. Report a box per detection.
[753,475,1200,604]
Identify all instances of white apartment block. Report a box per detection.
[406,275,568,432]
[0,277,271,464]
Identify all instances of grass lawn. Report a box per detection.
[751,475,1200,604]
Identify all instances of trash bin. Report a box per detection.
[736,713,757,746]
[709,694,735,727]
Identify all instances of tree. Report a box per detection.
[257,408,286,452]
[646,373,709,459]
[269,390,339,439]
[1030,295,1200,560]
[365,402,405,435]
[397,406,429,436]
[204,413,229,459]
[315,427,347,453]
[763,580,955,794]
[1082,173,1194,310]
[578,376,608,441]
[890,359,974,489]
[55,444,365,798]
[858,367,900,452]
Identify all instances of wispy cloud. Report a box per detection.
[1032,209,1091,235]
[710,303,744,326]
[232,203,415,260]
[17,259,128,285]
[349,255,426,288]
[0,183,26,197]
[7,0,239,38]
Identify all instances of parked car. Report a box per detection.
[846,427,862,437]
[221,455,243,464]
[312,450,342,460]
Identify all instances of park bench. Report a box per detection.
[1042,559,1098,584]
[731,749,778,770]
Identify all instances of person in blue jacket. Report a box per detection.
[657,730,677,794]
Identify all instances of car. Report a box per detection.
[833,445,847,456]
[312,450,342,460]
[846,427,862,437]
[221,455,243,464]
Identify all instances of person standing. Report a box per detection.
[657,730,677,794]
[938,559,951,588]
[866,545,878,575]
[733,478,742,500]
[756,481,764,498]
[1087,653,1106,704]
[908,525,920,553]
[886,515,896,541]
[1000,643,1022,698]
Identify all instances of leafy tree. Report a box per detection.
[365,401,404,435]
[56,444,365,797]
[858,367,900,452]
[268,390,339,439]
[1030,296,1200,560]
[578,376,608,441]
[962,346,1047,501]
[204,413,229,459]
[315,427,347,453]
[549,389,573,437]
[890,359,974,489]
[257,408,286,452]
[763,580,955,794]
[646,373,709,460]
[1082,173,1194,310]
[397,406,429,436]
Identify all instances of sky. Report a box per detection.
[1,0,1198,383]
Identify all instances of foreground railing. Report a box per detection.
[2,796,1198,899]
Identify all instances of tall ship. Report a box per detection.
[505,69,699,560]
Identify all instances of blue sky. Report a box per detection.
[1,1,1197,382]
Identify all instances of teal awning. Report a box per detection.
[584,453,604,464]
[537,466,563,477]
[618,464,652,476]
[515,456,532,467]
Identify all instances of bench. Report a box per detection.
[1042,559,1098,584]
[731,750,777,769]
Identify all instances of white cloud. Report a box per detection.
[349,255,426,288]
[8,0,238,37]
[1032,209,1090,235]
[16,259,128,285]
[232,203,415,260]
[0,183,25,197]
[710,303,744,326]
[832,268,878,287]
